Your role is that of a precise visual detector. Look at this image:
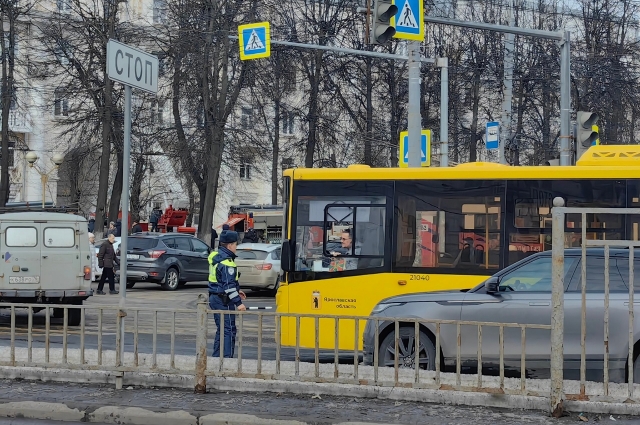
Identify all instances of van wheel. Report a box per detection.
[68,305,82,327]
[162,268,180,291]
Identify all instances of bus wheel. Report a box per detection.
[378,327,436,370]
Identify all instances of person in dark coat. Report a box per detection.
[211,228,218,248]
[242,227,259,243]
[131,220,143,234]
[97,234,119,295]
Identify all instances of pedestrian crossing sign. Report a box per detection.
[392,0,425,41]
[399,129,431,167]
[238,22,271,61]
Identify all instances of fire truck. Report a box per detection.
[223,204,283,244]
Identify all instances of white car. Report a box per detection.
[93,237,121,279]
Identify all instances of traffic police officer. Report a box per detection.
[208,230,246,357]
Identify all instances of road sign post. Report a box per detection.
[486,121,499,151]
[106,39,158,365]
[392,0,425,168]
[399,129,430,167]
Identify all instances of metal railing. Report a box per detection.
[550,201,640,415]
[0,201,639,417]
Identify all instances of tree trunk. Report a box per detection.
[304,51,323,168]
[365,55,373,165]
[0,21,10,207]
[272,99,280,205]
[468,69,481,162]
[95,2,117,238]
[108,149,123,227]
[129,155,145,223]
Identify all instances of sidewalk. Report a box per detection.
[0,380,638,425]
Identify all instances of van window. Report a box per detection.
[44,228,75,248]
[6,227,37,247]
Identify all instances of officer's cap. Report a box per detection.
[219,230,239,244]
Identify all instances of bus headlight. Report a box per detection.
[370,302,404,315]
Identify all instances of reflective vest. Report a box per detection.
[208,251,238,283]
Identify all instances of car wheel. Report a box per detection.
[378,326,436,370]
[634,354,640,384]
[126,281,136,289]
[162,268,180,291]
[266,278,280,297]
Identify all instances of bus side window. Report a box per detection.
[394,180,504,273]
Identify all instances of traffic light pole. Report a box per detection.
[423,16,572,166]
[407,42,422,168]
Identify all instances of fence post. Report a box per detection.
[195,293,208,394]
[550,197,565,417]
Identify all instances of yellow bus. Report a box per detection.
[275,145,640,351]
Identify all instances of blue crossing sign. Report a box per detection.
[238,22,271,60]
[392,0,425,41]
[399,129,431,167]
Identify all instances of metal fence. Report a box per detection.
[0,203,638,417]
[550,201,640,415]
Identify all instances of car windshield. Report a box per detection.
[127,238,157,251]
[236,250,269,260]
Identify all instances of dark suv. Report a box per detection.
[116,233,212,291]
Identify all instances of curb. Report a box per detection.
[1,366,640,417]
[0,403,398,425]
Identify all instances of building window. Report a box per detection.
[153,0,167,23]
[241,107,253,130]
[282,110,295,134]
[152,100,164,124]
[240,156,251,180]
[56,0,71,13]
[54,89,69,116]
[282,157,294,171]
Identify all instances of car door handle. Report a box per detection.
[529,302,550,306]
[42,256,48,259]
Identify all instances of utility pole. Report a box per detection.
[407,41,421,168]
[0,8,14,207]
[500,0,515,165]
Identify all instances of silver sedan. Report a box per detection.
[363,248,640,384]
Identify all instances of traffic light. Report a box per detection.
[575,111,599,160]
[370,0,398,44]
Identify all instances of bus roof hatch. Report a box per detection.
[576,145,640,167]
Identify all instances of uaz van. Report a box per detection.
[0,212,93,325]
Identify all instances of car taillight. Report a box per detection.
[84,266,91,280]
[149,250,166,259]
[255,264,272,270]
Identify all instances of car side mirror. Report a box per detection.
[281,239,293,272]
[485,276,500,294]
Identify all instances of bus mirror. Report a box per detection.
[281,239,293,272]
[432,233,439,243]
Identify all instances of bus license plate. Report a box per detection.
[9,276,40,284]
[127,254,140,260]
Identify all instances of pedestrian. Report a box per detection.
[97,233,119,295]
[150,208,160,232]
[88,218,95,233]
[243,227,259,243]
[211,227,218,248]
[115,219,122,237]
[106,222,117,237]
[88,232,99,282]
[208,230,246,358]
[222,223,230,231]
[131,220,143,234]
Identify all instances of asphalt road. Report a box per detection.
[0,281,343,363]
